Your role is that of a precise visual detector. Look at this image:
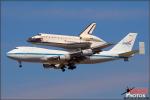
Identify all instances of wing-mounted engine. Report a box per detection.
[43,48,95,63]
[59,54,71,61]
[81,49,93,56]
[59,49,93,63]
[68,49,93,59]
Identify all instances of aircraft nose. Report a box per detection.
[6,51,14,58]
[6,52,10,57]
[27,37,42,42]
[7,50,19,60]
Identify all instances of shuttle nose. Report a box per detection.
[27,37,42,42]
[27,37,33,42]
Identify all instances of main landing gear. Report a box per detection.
[59,63,77,71]
[68,66,76,70]
[42,63,77,72]
[61,68,65,72]
[68,63,76,70]
[18,61,22,68]
[60,65,66,72]
[124,57,129,62]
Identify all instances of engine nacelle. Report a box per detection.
[81,49,93,56]
[59,49,93,61]
[59,54,71,61]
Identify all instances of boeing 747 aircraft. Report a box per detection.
[27,23,112,50]
[7,33,145,72]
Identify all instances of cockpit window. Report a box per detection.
[37,33,42,36]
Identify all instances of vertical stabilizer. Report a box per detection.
[109,33,137,53]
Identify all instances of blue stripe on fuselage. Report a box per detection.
[8,53,63,56]
[8,53,119,58]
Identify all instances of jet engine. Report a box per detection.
[59,49,94,61]
[59,54,71,61]
[81,49,93,56]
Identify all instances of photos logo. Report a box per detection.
[122,87,149,99]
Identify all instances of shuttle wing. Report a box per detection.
[91,43,113,53]
[64,42,91,49]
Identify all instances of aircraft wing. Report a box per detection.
[66,43,113,62]
[98,43,114,49]
[43,43,113,63]
[64,42,113,51]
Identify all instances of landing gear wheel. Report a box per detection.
[68,63,76,70]
[124,57,129,62]
[61,68,65,72]
[19,65,22,68]
[68,66,76,70]
[18,61,22,68]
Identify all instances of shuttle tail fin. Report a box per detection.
[80,23,96,37]
[109,33,137,54]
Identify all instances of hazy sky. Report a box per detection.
[1,1,149,99]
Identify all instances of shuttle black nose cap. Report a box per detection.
[27,37,42,42]
[27,37,32,42]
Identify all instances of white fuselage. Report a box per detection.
[7,46,120,65]
[27,33,106,49]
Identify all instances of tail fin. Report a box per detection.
[80,23,96,37]
[109,33,137,53]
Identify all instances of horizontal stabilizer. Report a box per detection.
[119,50,139,57]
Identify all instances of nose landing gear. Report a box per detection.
[19,65,22,68]
[18,61,22,68]
[60,65,66,72]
